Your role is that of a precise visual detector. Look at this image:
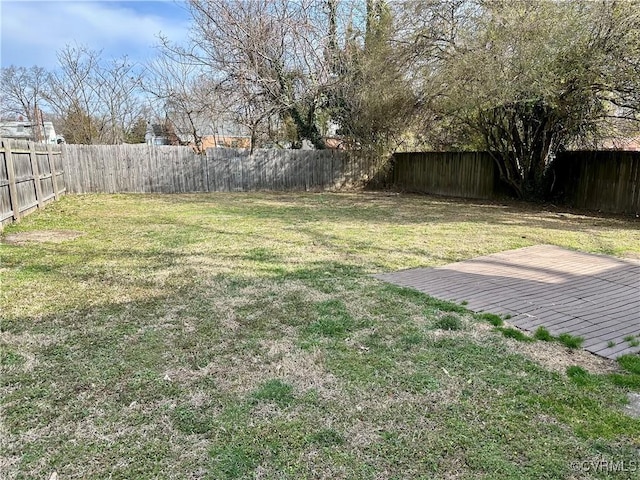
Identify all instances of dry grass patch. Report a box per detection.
[173,337,341,400]
[502,330,619,375]
[2,230,84,245]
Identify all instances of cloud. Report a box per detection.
[1,1,191,69]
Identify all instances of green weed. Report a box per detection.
[498,327,534,342]
[434,314,463,331]
[533,326,553,342]
[476,312,503,327]
[557,333,584,349]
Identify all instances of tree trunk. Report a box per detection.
[482,100,561,200]
[288,106,326,149]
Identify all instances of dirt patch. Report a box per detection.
[2,230,84,245]
[500,328,618,375]
[625,393,640,419]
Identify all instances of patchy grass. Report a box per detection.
[476,312,504,327]
[618,355,640,375]
[1,192,640,479]
[251,379,296,407]
[534,326,554,342]
[498,326,535,342]
[566,365,592,385]
[434,314,463,331]
[557,333,585,350]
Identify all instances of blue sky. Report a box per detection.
[0,0,192,69]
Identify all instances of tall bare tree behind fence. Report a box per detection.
[61,144,376,194]
[0,139,65,227]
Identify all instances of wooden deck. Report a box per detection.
[375,245,640,359]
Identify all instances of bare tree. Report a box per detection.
[150,0,417,154]
[144,49,220,151]
[94,56,146,144]
[45,45,104,144]
[0,66,49,124]
[174,0,346,149]
[216,83,277,152]
[44,44,145,144]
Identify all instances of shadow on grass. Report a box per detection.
[145,191,640,233]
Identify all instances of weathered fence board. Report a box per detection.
[389,151,496,199]
[45,144,640,215]
[388,150,640,214]
[0,139,65,227]
[61,144,374,195]
[204,148,350,193]
[554,151,640,215]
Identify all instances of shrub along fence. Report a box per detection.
[61,144,378,194]
[0,139,65,227]
[386,150,640,214]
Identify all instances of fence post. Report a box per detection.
[4,139,20,221]
[47,143,60,200]
[28,141,44,208]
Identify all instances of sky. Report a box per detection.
[0,0,192,69]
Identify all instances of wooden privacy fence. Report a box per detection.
[0,139,65,227]
[388,151,495,199]
[62,144,377,194]
[10,143,636,215]
[388,150,640,214]
[554,151,640,214]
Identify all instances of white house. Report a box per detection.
[0,120,63,143]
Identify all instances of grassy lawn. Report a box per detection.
[1,192,639,479]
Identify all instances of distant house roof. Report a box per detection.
[0,120,60,143]
[200,134,251,150]
[324,137,348,150]
[145,116,252,147]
